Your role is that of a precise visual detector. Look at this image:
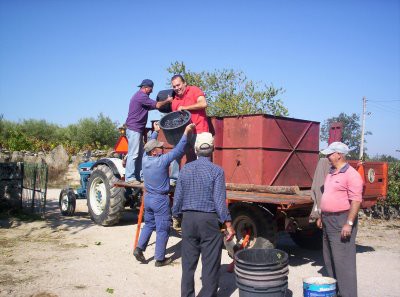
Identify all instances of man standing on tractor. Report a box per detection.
[169,74,213,183]
[125,79,173,186]
[133,122,195,267]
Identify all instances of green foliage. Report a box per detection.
[320,113,371,159]
[386,162,400,206]
[0,114,119,154]
[65,113,119,151]
[166,61,288,117]
[369,154,399,163]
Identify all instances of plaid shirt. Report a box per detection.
[172,157,231,223]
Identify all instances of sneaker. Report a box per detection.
[155,257,173,267]
[133,247,146,263]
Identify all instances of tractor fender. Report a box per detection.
[91,158,125,177]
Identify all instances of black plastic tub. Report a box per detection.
[159,110,191,145]
[234,249,289,297]
[156,89,174,113]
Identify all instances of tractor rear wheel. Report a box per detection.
[87,165,126,226]
[230,203,277,249]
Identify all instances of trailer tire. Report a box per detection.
[231,203,277,249]
[59,188,76,216]
[87,165,126,226]
[290,227,323,250]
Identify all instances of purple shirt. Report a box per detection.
[125,90,157,133]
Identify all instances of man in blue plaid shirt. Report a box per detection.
[172,133,235,297]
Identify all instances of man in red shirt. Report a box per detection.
[317,142,363,297]
[170,74,209,134]
[169,75,212,183]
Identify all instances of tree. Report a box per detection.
[369,154,399,163]
[166,61,288,117]
[320,113,371,159]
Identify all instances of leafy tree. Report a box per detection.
[320,113,371,159]
[65,113,119,150]
[386,162,400,206]
[166,61,288,117]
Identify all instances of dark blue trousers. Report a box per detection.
[137,193,171,261]
[181,211,222,297]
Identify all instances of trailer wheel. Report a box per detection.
[87,165,126,226]
[59,188,76,216]
[290,227,323,250]
[231,203,277,249]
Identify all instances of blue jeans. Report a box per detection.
[125,129,143,182]
[137,193,171,261]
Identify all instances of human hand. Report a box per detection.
[153,121,160,132]
[184,123,195,135]
[225,225,236,241]
[177,106,185,111]
[341,224,352,239]
[316,218,322,229]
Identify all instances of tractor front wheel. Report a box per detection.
[59,188,77,216]
[87,165,126,226]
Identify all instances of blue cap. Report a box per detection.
[138,79,154,88]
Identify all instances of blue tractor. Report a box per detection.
[59,153,95,216]
[59,139,140,226]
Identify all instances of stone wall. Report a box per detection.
[0,146,114,187]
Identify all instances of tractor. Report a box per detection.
[59,129,142,226]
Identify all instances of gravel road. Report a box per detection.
[0,189,399,297]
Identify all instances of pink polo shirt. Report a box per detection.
[320,163,364,212]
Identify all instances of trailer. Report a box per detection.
[158,114,388,249]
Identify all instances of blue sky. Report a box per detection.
[1,0,399,157]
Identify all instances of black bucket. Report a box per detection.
[234,249,289,297]
[159,110,191,146]
[156,89,174,113]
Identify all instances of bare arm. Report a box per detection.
[155,96,173,109]
[177,95,207,111]
[341,200,361,239]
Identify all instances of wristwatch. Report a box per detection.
[347,220,354,226]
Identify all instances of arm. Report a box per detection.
[172,174,183,217]
[177,95,207,111]
[161,124,195,165]
[341,200,361,239]
[212,169,235,240]
[148,121,160,141]
[156,96,173,109]
[341,169,363,238]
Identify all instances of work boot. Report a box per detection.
[133,247,146,263]
[155,257,172,267]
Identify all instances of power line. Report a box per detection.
[368,101,400,113]
[368,99,400,102]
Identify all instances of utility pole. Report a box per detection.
[359,96,367,160]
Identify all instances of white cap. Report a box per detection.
[320,142,350,155]
[195,132,214,151]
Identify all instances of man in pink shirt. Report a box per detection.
[317,142,363,297]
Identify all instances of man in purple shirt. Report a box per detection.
[125,79,172,185]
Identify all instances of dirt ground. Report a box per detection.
[1,189,399,297]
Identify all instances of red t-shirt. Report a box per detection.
[171,86,209,134]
